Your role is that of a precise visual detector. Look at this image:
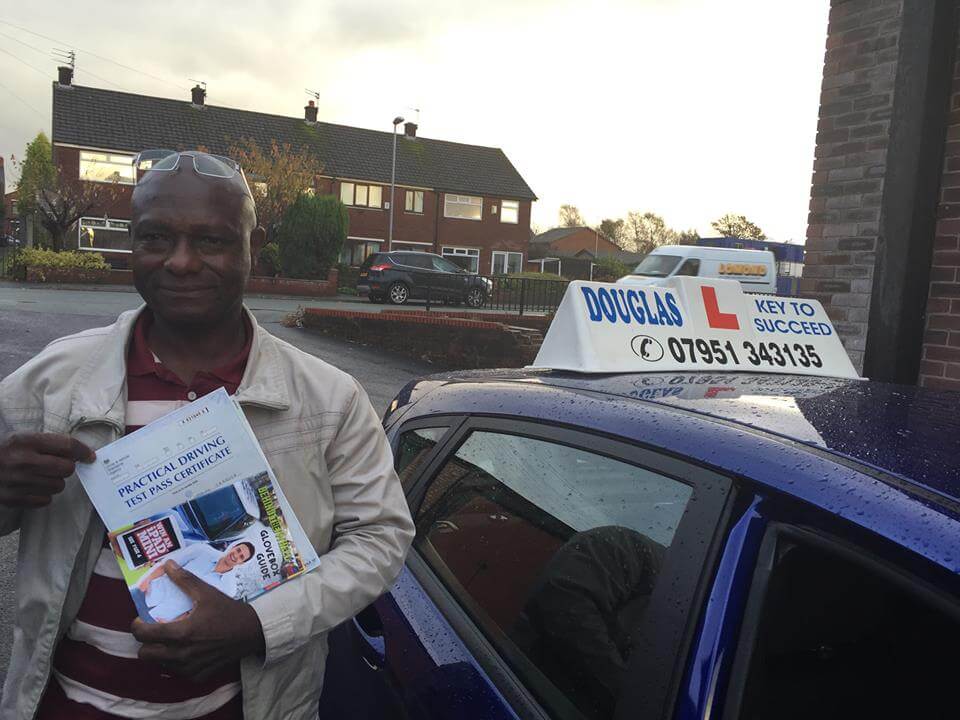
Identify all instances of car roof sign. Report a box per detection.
[531,277,860,379]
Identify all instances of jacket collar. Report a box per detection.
[68,304,291,430]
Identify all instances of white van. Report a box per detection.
[617,245,777,294]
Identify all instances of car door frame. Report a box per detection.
[719,517,960,720]
[396,413,736,720]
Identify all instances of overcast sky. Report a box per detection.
[0,0,829,241]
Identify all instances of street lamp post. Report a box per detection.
[388,116,404,250]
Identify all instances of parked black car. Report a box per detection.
[357,251,492,306]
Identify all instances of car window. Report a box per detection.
[727,531,960,720]
[431,256,462,273]
[675,258,700,276]
[401,254,431,269]
[414,429,693,720]
[395,426,449,493]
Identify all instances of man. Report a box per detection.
[134,541,256,623]
[0,151,415,719]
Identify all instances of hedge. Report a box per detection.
[8,248,110,279]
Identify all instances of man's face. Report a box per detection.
[217,543,253,573]
[130,166,259,329]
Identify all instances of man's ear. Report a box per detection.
[249,226,266,273]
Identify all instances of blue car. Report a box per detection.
[319,279,960,720]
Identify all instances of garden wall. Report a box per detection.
[301,307,543,369]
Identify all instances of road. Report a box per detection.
[0,283,433,682]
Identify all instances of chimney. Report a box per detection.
[191,84,206,107]
[57,66,73,87]
[304,100,318,124]
[404,121,418,138]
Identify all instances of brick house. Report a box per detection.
[50,68,536,274]
[530,226,621,259]
[3,190,18,240]
[1,156,18,240]
[803,0,960,391]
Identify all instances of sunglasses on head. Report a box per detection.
[132,149,253,198]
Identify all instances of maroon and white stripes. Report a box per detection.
[36,311,251,719]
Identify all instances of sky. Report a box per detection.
[0,0,830,242]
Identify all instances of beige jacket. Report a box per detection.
[0,307,415,720]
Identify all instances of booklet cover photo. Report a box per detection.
[77,388,320,623]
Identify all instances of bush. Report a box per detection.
[258,242,281,277]
[277,194,348,280]
[21,248,109,269]
[592,256,633,282]
[337,263,360,288]
[14,248,109,276]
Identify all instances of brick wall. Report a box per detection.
[803,0,903,371]
[436,195,531,274]
[919,27,960,391]
[301,307,539,368]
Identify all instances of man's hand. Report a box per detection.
[132,561,265,679]
[0,433,95,508]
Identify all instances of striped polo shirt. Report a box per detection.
[37,310,253,720]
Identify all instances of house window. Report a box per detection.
[441,246,480,273]
[500,200,519,224]
[339,238,382,266]
[78,217,132,253]
[444,194,483,221]
[391,241,433,253]
[340,182,382,208]
[491,251,523,275]
[79,151,136,185]
[405,190,424,214]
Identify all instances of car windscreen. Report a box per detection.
[631,254,682,277]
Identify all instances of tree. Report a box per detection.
[277,194,348,279]
[711,213,767,240]
[623,211,679,254]
[598,218,625,248]
[16,133,120,251]
[229,138,325,240]
[15,134,56,221]
[677,228,700,245]
[35,172,122,252]
[558,204,585,227]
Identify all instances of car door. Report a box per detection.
[430,255,468,300]
[713,510,960,720]
[320,414,733,720]
[400,254,437,300]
